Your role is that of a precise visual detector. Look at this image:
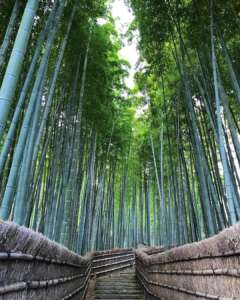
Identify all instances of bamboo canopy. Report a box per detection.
[0,0,240,298]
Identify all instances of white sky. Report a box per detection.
[111,0,139,88]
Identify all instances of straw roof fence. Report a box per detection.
[0,221,92,300]
[136,223,240,300]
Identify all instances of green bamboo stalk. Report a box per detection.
[0,0,20,70]
[0,0,40,140]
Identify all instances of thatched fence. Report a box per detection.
[135,223,240,299]
[0,221,92,300]
[3,220,240,299]
[0,221,135,299]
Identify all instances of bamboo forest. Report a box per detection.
[1,0,240,257]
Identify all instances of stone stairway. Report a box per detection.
[95,268,145,300]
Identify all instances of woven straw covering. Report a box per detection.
[135,223,240,299]
[0,220,92,299]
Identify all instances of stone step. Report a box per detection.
[96,298,144,300]
[97,279,137,282]
[96,287,140,290]
[102,276,136,278]
[96,290,143,294]
[95,267,145,300]
[96,282,139,284]
[96,296,144,299]
[96,287,141,290]
[97,281,138,285]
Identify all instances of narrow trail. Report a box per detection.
[95,268,145,300]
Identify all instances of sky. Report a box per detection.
[110,0,139,88]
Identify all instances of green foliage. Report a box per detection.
[1,0,240,251]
